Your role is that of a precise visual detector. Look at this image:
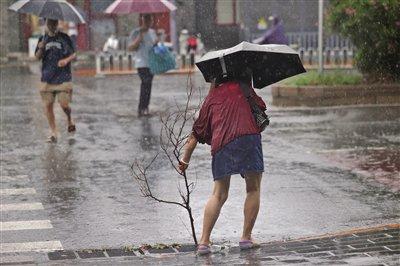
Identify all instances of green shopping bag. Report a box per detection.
[148,44,176,75]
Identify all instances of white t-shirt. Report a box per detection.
[129,28,157,68]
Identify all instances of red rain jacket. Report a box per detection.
[192,81,266,155]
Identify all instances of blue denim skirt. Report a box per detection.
[212,134,264,181]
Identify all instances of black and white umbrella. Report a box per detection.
[196,41,306,89]
[8,0,86,24]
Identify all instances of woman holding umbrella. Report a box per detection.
[178,71,266,255]
[128,14,158,117]
[179,41,305,254]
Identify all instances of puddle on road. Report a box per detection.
[325,148,400,192]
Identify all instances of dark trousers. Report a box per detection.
[137,67,154,112]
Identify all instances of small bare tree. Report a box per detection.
[131,75,202,245]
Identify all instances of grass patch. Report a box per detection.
[281,70,363,86]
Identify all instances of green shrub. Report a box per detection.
[282,70,363,86]
[327,0,400,82]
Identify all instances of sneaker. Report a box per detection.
[239,240,260,250]
[197,244,211,255]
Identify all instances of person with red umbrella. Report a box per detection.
[105,0,177,117]
[128,14,158,117]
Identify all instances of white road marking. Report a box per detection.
[0,254,34,264]
[0,203,44,211]
[1,220,53,231]
[0,175,29,182]
[0,241,63,253]
[0,188,36,195]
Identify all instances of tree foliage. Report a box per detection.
[327,0,400,82]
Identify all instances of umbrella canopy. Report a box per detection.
[8,0,86,24]
[196,41,306,89]
[105,0,177,14]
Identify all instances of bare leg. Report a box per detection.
[199,176,231,245]
[45,102,57,137]
[60,102,73,127]
[241,172,262,241]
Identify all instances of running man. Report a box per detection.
[35,19,76,143]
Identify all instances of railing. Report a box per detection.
[287,32,355,67]
[95,51,136,76]
[249,31,355,67]
[96,32,355,75]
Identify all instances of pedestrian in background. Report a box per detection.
[187,34,197,67]
[179,28,189,68]
[258,15,288,45]
[35,18,76,143]
[68,22,78,50]
[128,14,158,117]
[178,72,266,255]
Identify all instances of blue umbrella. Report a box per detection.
[9,0,86,24]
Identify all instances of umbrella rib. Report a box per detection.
[8,0,30,11]
[160,0,177,11]
[65,1,85,23]
[105,0,123,14]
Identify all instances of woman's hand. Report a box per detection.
[178,159,189,173]
[178,133,198,173]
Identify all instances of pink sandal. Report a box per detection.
[239,240,260,250]
[197,244,211,255]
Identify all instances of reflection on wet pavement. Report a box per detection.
[1,67,399,251]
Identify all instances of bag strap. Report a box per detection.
[239,81,258,110]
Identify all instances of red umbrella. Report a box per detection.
[105,0,177,14]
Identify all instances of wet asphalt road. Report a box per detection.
[1,66,399,251]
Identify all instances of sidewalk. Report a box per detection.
[4,224,398,265]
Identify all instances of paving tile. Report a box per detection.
[104,248,136,257]
[48,250,76,260]
[326,253,370,260]
[374,250,400,256]
[276,241,308,248]
[297,246,345,254]
[175,244,197,253]
[336,234,388,242]
[385,244,400,250]
[278,258,309,263]
[259,257,276,261]
[370,237,400,243]
[266,251,299,257]
[147,247,176,254]
[302,252,333,258]
[316,261,349,265]
[76,249,106,259]
[334,246,387,255]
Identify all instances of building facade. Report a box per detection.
[1,0,329,56]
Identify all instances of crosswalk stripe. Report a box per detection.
[0,188,36,195]
[0,203,44,211]
[0,254,34,264]
[0,241,63,253]
[0,175,29,182]
[0,220,53,231]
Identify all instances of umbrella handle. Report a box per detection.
[219,56,228,78]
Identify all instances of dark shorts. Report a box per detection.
[212,134,264,181]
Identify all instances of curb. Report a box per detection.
[1,226,398,265]
[42,224,399,263]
